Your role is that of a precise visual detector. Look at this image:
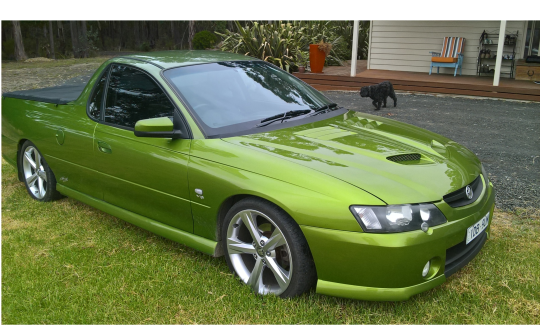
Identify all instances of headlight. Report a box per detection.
[350,204,447,233]
[481,164,490,185]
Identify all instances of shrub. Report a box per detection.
[140,42,151,52]
[193,31,217,50]
[86,27,100,53]
[2,39,15,60]
[165,40,175,50]
[103,37,116,51]
[332,21,370,60]
[214,21,227,34]
[216,21,348,71]
[216,21,305,72]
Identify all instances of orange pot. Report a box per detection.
[309,44,326,73]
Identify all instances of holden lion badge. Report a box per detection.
[465,185,473,199]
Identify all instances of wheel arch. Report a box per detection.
[16,138,30,182]
[214,193,304,257]
[215,192,306,240]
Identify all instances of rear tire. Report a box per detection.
[19,141,62,202]
[222,197,317,298]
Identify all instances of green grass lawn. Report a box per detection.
[2,159,539,324]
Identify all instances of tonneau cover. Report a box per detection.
[2,82,87,105]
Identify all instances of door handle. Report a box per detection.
[97,141,112,154]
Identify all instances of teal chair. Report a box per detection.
[429,37,465,76]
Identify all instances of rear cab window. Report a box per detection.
[104,65,175,129]
[87,67,109,120]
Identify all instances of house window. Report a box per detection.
[524,21,540,57]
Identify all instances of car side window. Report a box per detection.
[88,68,108,120]
[104,65,175,129]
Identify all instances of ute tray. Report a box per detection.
[3,83,87,105]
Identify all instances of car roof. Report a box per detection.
[111,50,259,69]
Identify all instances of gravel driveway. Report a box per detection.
[324,91,540,211]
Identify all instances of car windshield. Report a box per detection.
[163,61,337,137]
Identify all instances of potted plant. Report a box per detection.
[309,40,332,73]
[295,49,309,73]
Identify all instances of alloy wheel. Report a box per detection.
[22,146,48,199]
[226,209,293,295]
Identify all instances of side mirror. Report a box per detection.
[134,117,184,139]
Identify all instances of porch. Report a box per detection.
[294,60,540,102]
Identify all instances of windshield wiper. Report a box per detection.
[257,109,313,128]
[310,103,338,117]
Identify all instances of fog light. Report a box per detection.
[422,261,431,277]
[421,222,429,232]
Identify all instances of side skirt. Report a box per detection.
[56,184,218,256]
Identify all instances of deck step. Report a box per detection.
[294,72,540,102]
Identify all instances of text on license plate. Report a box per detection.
[466,212,490,244]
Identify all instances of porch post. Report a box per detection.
[350,20,359,77]
[493,20,507,86]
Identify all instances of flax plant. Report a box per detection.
[331,21,370,60]
[217,21,347,72]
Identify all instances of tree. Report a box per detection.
[12,21,27,61]
[118,21,123,50]
[70,21,80,58]
[80,21,88,57]
[171,21,177,49]
[188,21,195,50]
[133,20,141,49]
[48,21,55,59]
[57,21,66,56]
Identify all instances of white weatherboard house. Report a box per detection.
[348,21,540,86]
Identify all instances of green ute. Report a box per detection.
[1,51,494,301]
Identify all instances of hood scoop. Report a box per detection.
[386,153,434,165]
[387,153,421,162]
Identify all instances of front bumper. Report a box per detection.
[301,179,495,301]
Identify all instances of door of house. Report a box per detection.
[524,21,540,57]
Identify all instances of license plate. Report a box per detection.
[466,212,490,244]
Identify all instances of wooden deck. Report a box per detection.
[294,64,540,102]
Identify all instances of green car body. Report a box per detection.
[1,51,495,301]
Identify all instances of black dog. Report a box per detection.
[359,81,397,111]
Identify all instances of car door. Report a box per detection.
[92,64,193,232]
[37,67,109,200]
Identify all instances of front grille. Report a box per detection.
[443,175,483,208]
[445,229,487,277]
[386,153,421,163]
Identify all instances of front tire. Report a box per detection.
[19,141,61,202]
[222,197,317,298]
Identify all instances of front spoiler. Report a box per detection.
[316,275,446,302]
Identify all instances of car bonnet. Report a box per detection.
[222,110,482,205]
